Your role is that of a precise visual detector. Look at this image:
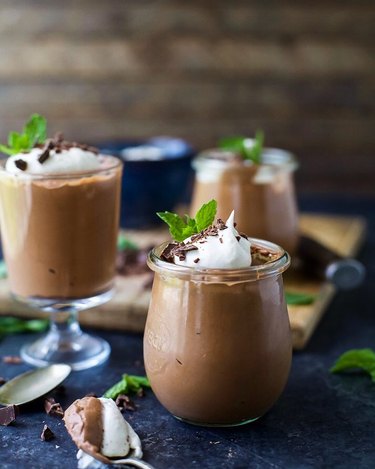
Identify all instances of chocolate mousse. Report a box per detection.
[190,147,299,254]
[144,210,292,426]
[0,134,122,299]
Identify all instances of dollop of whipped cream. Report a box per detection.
[5,147,101,175]
[163,211,252,269]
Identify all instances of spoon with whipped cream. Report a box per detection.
[64,396,155,469]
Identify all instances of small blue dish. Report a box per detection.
[99,137,195,229]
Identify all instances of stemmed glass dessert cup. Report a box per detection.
[144,238,292,427]
[190,147,299,254]
[0,156,122,370]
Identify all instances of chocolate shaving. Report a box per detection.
[14,159,27,171]
[40,424,55,441]
[236,236,241,242]
[44,397,64,418]
[2,356,22,364]
[34,133,99,155]
[193,258,200,263]
[0,405,18,426]
[240,232,248,239]
[115,394,136,412]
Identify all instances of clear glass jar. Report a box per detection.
[190,148,299,254]
[144,239,292,427]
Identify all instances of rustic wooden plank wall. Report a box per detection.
[0,0,373,193]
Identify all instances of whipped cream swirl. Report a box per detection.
[173,211,252,269]
[5,147,101,175]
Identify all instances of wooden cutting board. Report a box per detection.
[0,213,367,349]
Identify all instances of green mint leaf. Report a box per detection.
[0,114,47,156]
[157,211,187,242]
[0,144,14,156]
[157,200,218,242]
[0,317,48,335]
[117,234,138,252]
[218,130,264,164]
[219,136,247,155]
[24,113,47,146]
[285,291,316,305]
[330,348,375,382]
[243,130,264,164]
[103,374,151,400]
[195,199,218,232]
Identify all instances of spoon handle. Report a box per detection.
[112,457,156,469]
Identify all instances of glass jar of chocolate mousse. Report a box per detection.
[190,148,299,254]
[144,239,291,427]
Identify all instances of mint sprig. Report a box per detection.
[330,348,375,383]
[285,291,316,305]
[103,374,151,400]
[219,130,264,164]
[0,317,49,336]
[157,199,217,242]
[0,114,47,156]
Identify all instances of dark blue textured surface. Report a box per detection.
[0,194,374,469]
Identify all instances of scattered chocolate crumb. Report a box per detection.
[193,258,200,264]
[115,394,136,412]
[236,236,241,242]
[176,359,183,365]
[85,392,98,398]
[0,405,18,426]
[2,356,22,364]
[240,232,248,239]
[14,159,27,171]
[40,424,55,441]
[48,268,56,274]
[44,397,64,419]
[219,238,223,243]
[0,377,6,386]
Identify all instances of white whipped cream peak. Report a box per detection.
[175,211,252,269]
[5,147,101,175]
[98,397,142,459]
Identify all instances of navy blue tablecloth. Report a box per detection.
[0,194,374,469]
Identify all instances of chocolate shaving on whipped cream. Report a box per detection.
[14,159,27,171]
[161,218,229,263]
[35,132,99,165]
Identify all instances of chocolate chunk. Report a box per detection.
[38,149,50,164]
[236,236,241,242]
[115,394,136,412]
[0,377,6,386]
[0,405,18,426]
[2,356,22,364]
[40,424,55,441]
[44,397,64,418]
[14,159,27,171]
[193,258,200,263]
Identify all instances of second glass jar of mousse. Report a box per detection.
[144,239,292,427]
[190,148,299,254]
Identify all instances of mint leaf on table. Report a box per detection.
[285,291,316,305]
[157,199,217,242]
[330,348,375,382]
[0,114,47,156]
[117,233,138,252]
[103,374,151,400]
[0,317,49,335]
[218,130,264,164]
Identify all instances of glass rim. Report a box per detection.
[193,147,298,171]
[148,238,291,283]
[0,154,122,180]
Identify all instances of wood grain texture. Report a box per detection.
[0,1,373,193]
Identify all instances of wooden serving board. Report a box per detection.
[0,214,367,349]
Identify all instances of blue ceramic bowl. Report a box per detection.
[99,138,195,229]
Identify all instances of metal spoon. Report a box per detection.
[82,445,156,469]
[0,364,71,405]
